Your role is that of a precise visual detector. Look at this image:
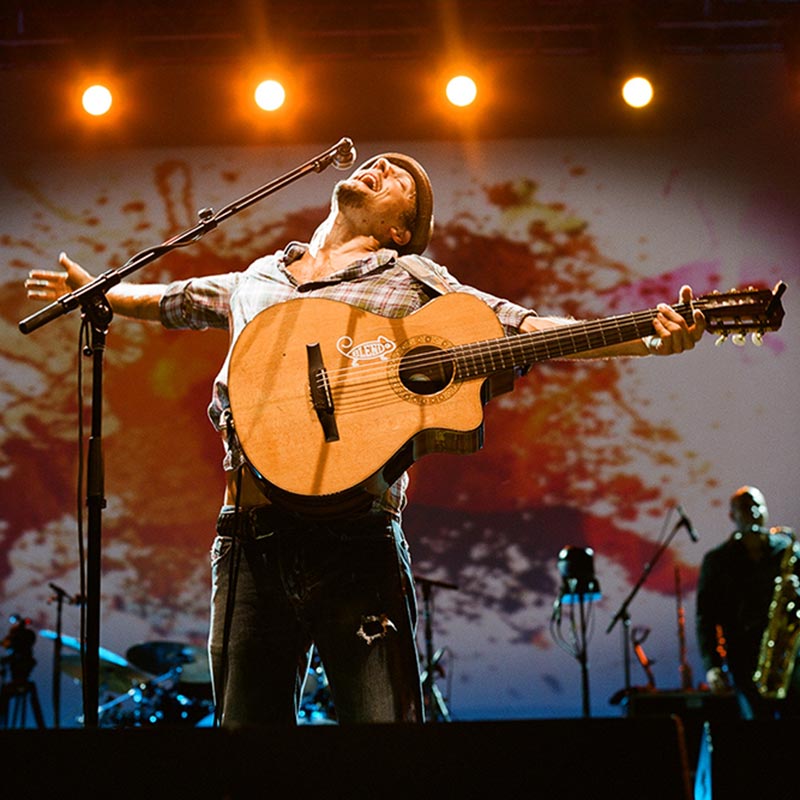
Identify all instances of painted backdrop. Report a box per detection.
[1,132,798,726]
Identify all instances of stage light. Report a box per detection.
[81,84,113,116]
[621,75,654,108]
[254,79,286,111]
[446,75,477,107]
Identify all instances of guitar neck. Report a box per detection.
[453,303,693,378]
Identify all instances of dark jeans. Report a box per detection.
[209,505,423,726]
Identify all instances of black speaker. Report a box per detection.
[0,718,691,799]
[625,690,739,721]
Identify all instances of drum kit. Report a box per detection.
[42,631,335,727]
[41,631,214,728]
[296,650,335,725]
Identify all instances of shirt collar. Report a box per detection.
[279,242,399,281]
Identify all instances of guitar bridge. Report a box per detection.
[307,342,340,442]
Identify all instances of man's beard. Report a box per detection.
[335,180,368,210]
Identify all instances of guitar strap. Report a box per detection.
[398,254,454,296]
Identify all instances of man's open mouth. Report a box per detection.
[357,171,380,191]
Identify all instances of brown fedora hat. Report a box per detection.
[353,152,434,255]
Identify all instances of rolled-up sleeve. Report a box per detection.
[159,273,241,330]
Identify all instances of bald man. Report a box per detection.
[696,486,800,719]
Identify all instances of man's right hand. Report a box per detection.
[706,666,729,693]
[25,252,92,302]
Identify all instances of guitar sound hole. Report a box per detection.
[398,345,454,396]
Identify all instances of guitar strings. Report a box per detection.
[302,310,662,415]
[308,303,692,389]
[309,293,762,390]
[287,294,762,410]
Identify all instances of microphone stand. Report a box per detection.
[551,579,596,718]
[606,516,688,710]
[576,589,591,718]
[415,575,458,723]
[47,582,73,729]
[17,138,355,727]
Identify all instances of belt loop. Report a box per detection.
[247,504,280,541]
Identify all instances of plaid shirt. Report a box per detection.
[160,243,535,516]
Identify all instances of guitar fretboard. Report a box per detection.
[452,303,694,379]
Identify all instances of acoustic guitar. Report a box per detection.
[228,282,786,515]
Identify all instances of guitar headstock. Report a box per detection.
[695,281,786,346]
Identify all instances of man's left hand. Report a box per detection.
[645,284,706,356]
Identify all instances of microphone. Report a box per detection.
[332,137,357,170]
[48,583,85,605]
[676,505,699,542]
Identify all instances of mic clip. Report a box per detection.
[331,137,357,170]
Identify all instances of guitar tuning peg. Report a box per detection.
[731,333,747,347]
[751,332,764,346]
[714,334,728,347]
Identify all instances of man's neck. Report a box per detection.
[292,236,379,283]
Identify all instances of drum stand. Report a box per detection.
[416,575,458,723]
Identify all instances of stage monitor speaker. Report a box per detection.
[625,690,739,721]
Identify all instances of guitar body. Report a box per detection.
[228,293,510,511]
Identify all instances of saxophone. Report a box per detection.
[753,528,800,699]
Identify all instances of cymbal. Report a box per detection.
[126,641,211,684]
[60,653,151,695]
[39,630,135,668]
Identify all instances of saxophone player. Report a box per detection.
[696,485,800,719]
